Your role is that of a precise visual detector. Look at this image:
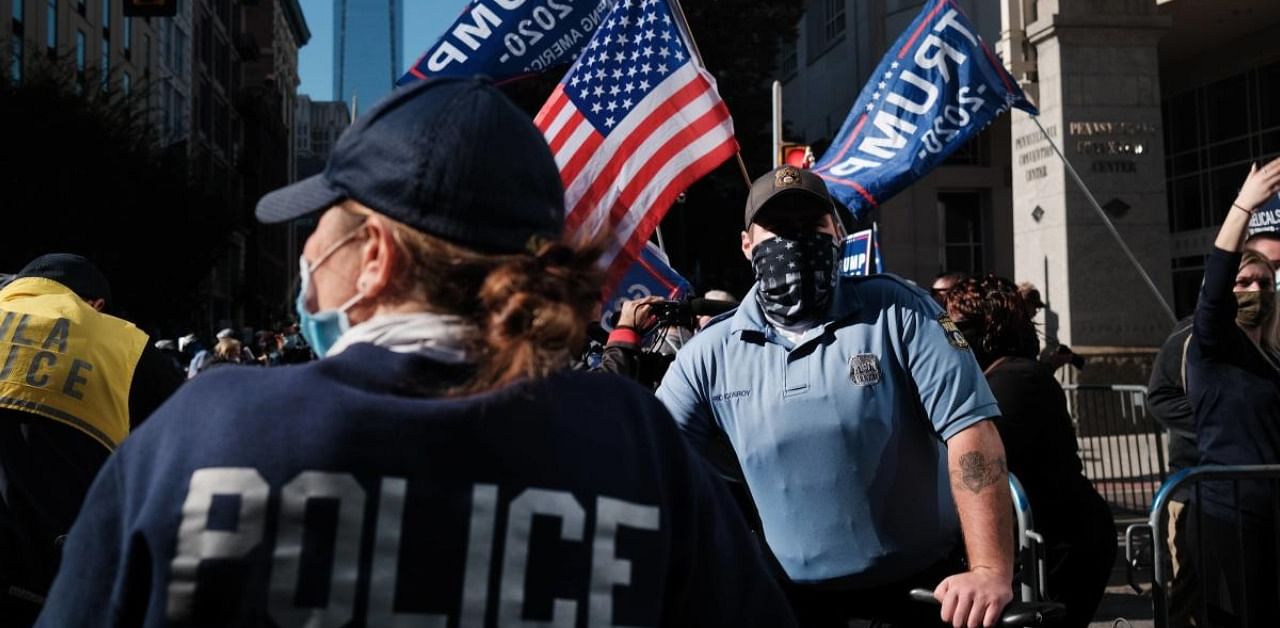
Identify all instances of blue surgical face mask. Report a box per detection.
[295,226,365,358]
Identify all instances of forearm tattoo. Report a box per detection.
[954,451,1008,494]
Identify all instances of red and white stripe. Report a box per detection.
[535,63,737,287]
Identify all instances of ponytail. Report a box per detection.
[375,210,604,395]
[470,240,603,393]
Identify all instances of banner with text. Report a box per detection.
[1248,193,1280,236]
[812,0,1037,219]
[399,0,615,85]
[839,227,883,276]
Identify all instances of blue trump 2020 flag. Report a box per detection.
[812,0,1037,218]
[600,242,692,331]
[399,0,615,85]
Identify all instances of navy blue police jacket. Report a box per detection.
[36,343,794,627]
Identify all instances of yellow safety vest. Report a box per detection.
[0,277,147,451]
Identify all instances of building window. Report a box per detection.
[173,27,186,74]
[823,0,845,44]
[805,0,845,63]
[199,77,211,137]
[122,69,129,95]
[76,0,83,16]
[1163,61,1280,234]
[45,0,53,53]
[944,128,990,166]
[939,191,986,274]
[101,0,108,31]
[122,16,130,58]
[101,36,109,89]
[9,37,21,83]
[10,0,23,82]
[74,29,85,91]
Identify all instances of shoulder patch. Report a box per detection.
[936,314,970,350]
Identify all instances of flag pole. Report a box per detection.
[667,0,754,190]
[1029,114,1176,324]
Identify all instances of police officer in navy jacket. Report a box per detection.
[36,78,794,628]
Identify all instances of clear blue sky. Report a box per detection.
[297,0,469,101]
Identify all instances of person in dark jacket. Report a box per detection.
[1184,158,1280,628]
[35,77,794,628]
[1145,316,1198,627]
[1148,232,1280,628]
[946,275,1115,628]
[0,254,182,627]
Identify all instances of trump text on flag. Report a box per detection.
[812,0,1036,217]
[405,0,615,83]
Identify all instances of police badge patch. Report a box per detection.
[849,354,881,386]
[937,314,970,350]
[775,165,802,188]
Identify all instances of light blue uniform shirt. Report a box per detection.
[657,274,1000,584]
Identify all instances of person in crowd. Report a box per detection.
[254,329,283,366]
[35,77,794,628]
[599,295,666,387]
[194,337,246,375]
[0,254,182,627]
[946,275,1115,628]
[1014,282,1082,371]
[177,333,201,371]
[931,270,971,306]
[277,320,312,364]
[697,289,738,329]
[215,327,256,364]
[1146,314,1198,628]
[1184,158,1280,627]
[658,165,1013,627]
[153,339,186,377]
[184,336,212,379]
[1244,230,1280,271]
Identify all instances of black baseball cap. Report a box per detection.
[256,76,564,254]
[15,253,112,306]
[743,166,836,229]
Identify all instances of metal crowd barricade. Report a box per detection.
[1009,473,1047,603]
[1062,384,1168,516]
[1124,465,1280,628]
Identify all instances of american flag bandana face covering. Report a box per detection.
[751,233,839,326]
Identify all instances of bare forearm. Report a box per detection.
[947,420,1013,578]
[1214,201,1251,253]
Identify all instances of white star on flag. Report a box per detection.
[534,0,737,286]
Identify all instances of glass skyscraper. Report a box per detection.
[333,0,404,110]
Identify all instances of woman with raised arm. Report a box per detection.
[1185,157,1280,627]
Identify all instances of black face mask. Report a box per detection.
[751,233,838,326]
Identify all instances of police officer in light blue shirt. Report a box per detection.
[657,166,1015,628]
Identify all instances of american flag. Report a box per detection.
[534,0,737,285]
